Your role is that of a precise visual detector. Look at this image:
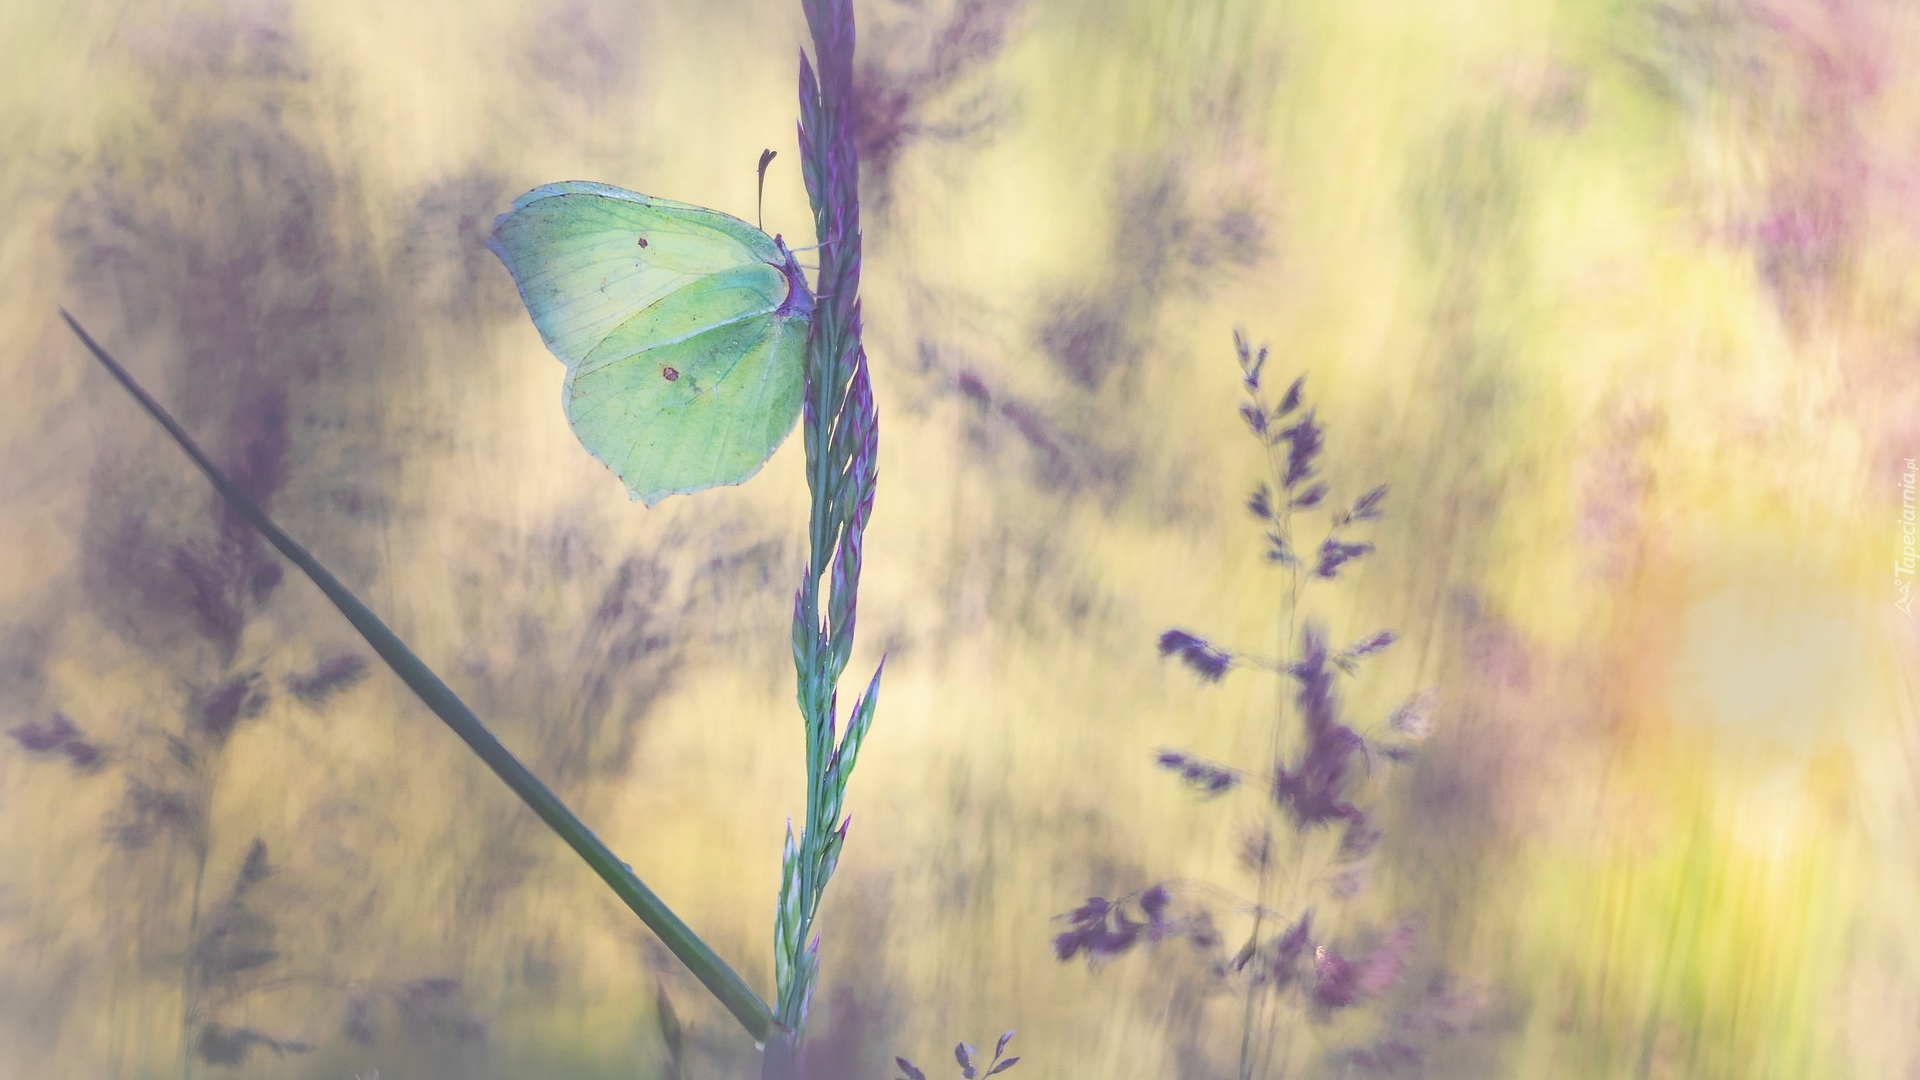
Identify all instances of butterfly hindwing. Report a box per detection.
[568,312,808,506]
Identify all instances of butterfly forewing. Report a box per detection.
[488,182,784,369]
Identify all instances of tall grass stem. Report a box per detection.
[763,0,881,1072]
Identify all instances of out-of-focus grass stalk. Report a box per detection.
[764,0,882,1075]
[57,309,779,1047]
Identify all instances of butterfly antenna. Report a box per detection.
[756,148,777,232]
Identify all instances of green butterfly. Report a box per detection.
[487,181,814,507]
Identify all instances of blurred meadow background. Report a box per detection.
[3,0,1919,1077]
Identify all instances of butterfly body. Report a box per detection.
[487,181,813,506]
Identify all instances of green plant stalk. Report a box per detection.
[59,309,777,1046]
[765,0,881,1072]
[177,817,208,1080]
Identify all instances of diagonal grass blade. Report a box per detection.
[59,308,776,1045]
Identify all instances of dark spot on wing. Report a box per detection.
[661,366,679,381]
[637,236,648,247]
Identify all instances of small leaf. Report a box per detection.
[956,1042,977,1079]
[287,653,369,706]
[1349,630,1396,656]
[9,712,78,752]
[1349,484,1388,521]
[655,984,685,1077]
[1231,939,1256,971]
[1157,630,1232,682]
[1265,532,1294,565]
[206,948,278,977]
[987,1058,1020,1075]
[1247,484,1273,519]
[1387,687,1440,741]
[237,837,273,888]
[1289,482,1327,509]
[834,657,885,777]
[995,1030,1016,1059]
[1187,912,1220,950]
[62,740,101,767]
[196,1024,251,1066]
[1337,820,1383,862]
[1315,538,1374,579]
[1275,375,1305,417]
[895,1057,927,1080]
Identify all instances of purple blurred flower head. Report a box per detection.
[1157,629,1233,682]
[1386,687,1440,741]
[1272,624,1369,825]
[1337,817,1383,862]
[1053,885,1184,964]
[1315,538,1375,579]
[1312,923,1416,1012]
[286,653,368,706]
[9,712,80,752]
[1154,748,1241,796]
[1270,909,1315,989]
[1139,884,1170,924]
[1233,330,1272,392]
[62,740,103,767]
[1280,409,1323,488]
[1238,827,1274,873]
[1349,1040,1419,1074]
[1312,946,1358,1008]
[197,673,267,737]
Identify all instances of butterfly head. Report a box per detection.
[770,235,816,320]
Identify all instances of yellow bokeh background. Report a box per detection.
[2,1,1917,1078]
